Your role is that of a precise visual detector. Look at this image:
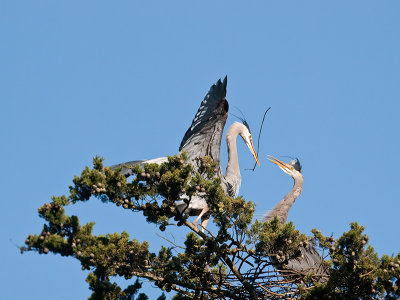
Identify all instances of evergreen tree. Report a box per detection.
[22,155,400,299]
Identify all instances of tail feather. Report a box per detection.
[285,241,329,278]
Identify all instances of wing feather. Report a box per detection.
[179,76,229,168]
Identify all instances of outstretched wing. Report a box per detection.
[179,76,229,168]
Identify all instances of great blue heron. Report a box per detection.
[111,77,260,231]
[263,156,328,278]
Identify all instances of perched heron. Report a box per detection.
[264,156,328,277]
[111,77,260,231]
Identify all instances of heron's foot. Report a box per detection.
[200,215,210,233]
[191,205,209,231]
[192,220,198,229]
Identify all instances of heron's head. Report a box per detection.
[267,155,302,178]
[234,121,260,166]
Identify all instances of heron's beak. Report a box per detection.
[249,141,260,166]
[267,155,289,172]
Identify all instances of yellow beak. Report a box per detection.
[249,142,260,166]
[267,155,288,170]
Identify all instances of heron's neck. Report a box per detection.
[264,174,303,224]
[224,123,242,195]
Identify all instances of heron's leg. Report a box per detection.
[192,216,200,228]
[192,205,209,229]
[200,214,210,232]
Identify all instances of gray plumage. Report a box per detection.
[110,77,229,178]
[263,167,303,224]
[111,77,259,230]
[174,120,257,227]
[179,77,229,168]
[286,240,328,277]
[264,156,328,278]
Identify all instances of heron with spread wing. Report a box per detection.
[111,77,260,231]
[264,156,328,278]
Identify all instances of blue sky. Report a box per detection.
[1,1,400,299]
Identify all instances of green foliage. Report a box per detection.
[251,218,308,264]
[22,155,400,299]
[86,275,144,300]
[157,293,167,300]
[303,223,400,299]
